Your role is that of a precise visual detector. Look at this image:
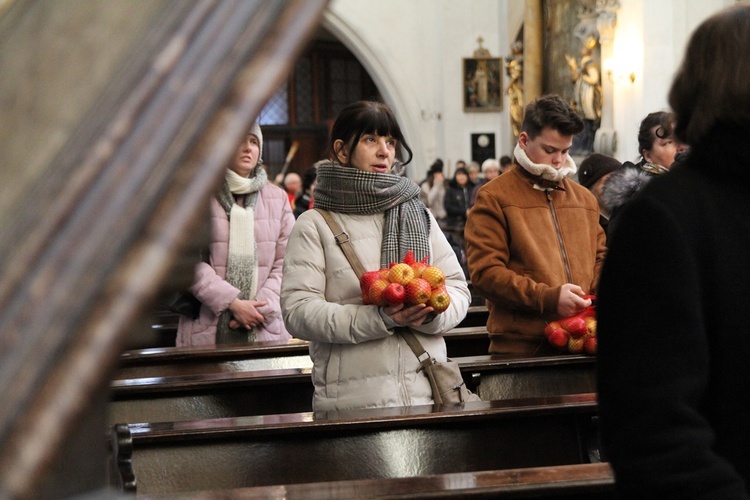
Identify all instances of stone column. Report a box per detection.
[523,0,543,104]
[593,0,620,156]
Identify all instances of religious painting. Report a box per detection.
[463,57,503,112]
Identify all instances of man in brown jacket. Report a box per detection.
[465,94,606,355]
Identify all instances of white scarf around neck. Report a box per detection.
[514,143,577,190]
[225,169,263,302]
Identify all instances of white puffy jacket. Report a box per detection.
[281,209,470,411]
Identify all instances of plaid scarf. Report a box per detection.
[314,161,431,267]
[215,166,267,343]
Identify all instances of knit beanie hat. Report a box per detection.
[578,153,622,189]
[249,121,263,160]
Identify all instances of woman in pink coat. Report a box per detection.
[177,122,295,346]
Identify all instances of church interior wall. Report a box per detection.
[328,0,740,177]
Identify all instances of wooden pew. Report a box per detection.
[111,393,603,496]
[109,352,595,425]
[135,462,614,499]
[117,325,490,380]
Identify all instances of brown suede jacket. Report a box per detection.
[465,165,607,355]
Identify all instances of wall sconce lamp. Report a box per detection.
[603,58,636,85]
[421,110,442,121]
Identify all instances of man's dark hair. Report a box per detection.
[521,94,584,139]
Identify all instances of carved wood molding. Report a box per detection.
[0,1,328,497]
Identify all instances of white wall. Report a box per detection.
[325,0,735,177]
[326,0,509,180]
[611,0,735,162]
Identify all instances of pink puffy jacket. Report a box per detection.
[176,182,295,346]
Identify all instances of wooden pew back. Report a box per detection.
[113,393,602,495]
[109,352,595,425]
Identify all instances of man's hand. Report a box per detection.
[228,298,268,329]
[557,284,592,317]
[383,303,435,328]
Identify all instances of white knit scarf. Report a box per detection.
[514,143,577,191]
[216,167,267,343]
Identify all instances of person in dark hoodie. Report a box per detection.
[600,111,686,235]
[578,153,622,236]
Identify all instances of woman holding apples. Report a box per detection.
[281,100,471,412]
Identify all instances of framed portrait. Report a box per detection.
[463,57,503,112]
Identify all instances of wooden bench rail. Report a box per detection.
[112,353,593,392]
[120,325,490,365]
[112,394,602,495]
[136,462,614,499]
[125,393,598,441]
[108,353,596,424]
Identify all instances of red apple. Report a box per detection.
[547,329,569,350]
[360,270,382,305]
[584,316,597,337]
[383,282,406,306]
[544,321,563,339]
[388,263,415,285]
[583,336,597,355]
[561,315,588,338]
[405,278,432,305]
[567,336,585,354]
[410,261,428,279]
[427,286,451,313]
[421,266,446,289]
[368,279,390,307]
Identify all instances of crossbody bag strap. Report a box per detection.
[315,208,367,278]
[315,208,434,367]
[398,327,436,369]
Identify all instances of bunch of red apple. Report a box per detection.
[360,250,451,313]
[544,297,597,355]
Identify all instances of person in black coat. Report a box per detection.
[443,166,473,230]
[596,6,750,498]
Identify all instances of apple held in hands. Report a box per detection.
[544,321,563,338]
[360,251,452,314]
[405,278,432,305]
[368,279,391,307]
[421,266,446,289]
[560,315,588,338]
[547,328,569,350]
[427,286,451,313]
[567,336,585,354]
[383,282,406,306]
[388,263,415,285]
[583,335,597,355]
[360,270,382,305]
[546,304,597,355]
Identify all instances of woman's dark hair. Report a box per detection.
[669,5,750,145]
[328,100,413,166]
[521,94,584,139]
[637,111,674,157]
[453,167,469,179]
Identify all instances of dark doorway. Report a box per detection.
[259,31,380,183]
